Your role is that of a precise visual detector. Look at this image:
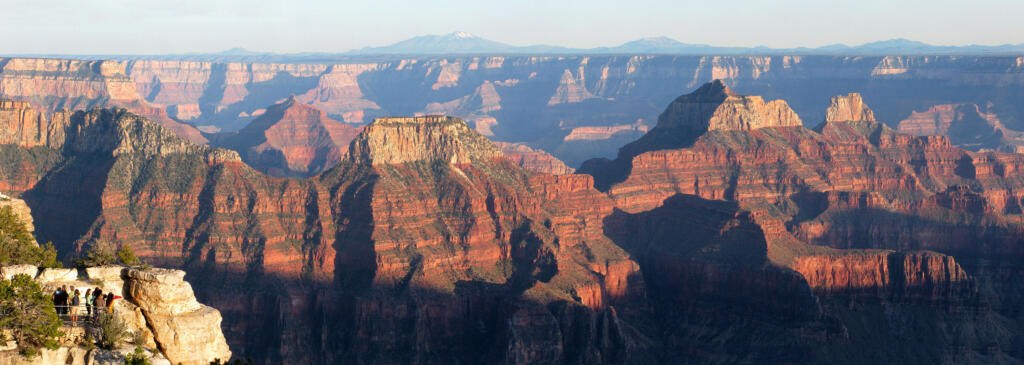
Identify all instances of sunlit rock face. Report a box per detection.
[0,59,207,144]
[125,268,232,365]
[9,55,1024,169]
[0,107,650,363]
[5,64,1024,362]
[212,97,361,177]
[0,265,230,365]
[587,84,1024,362]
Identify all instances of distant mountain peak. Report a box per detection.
[857,38,933,49]
[449,31,475,39]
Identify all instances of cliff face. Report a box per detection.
[106,55,1024,169]
[0,109,649,363]
[0,100,72,148]
[897,103,1024,153]
[5,76,1024,362]
[0,59,207,145]
[9,55,1024,168]
[212,97,361,177]
[589,82,1024,362]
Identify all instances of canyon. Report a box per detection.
[2,52,1024,363]
[5,55,1024,169]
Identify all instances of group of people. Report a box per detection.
[51,286,121,326]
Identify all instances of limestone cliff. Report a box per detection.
[347,115,503,165]
[0,59,207,145]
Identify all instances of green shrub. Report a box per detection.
[130,330,146,345]
[76,241,147,268]
[0,274,62,356]
[0,206,61,268]
[97,312,128,350]
[123,345,152,365]
[117,245,141,266]
[75,242,118,268]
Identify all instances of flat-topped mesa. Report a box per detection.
[347,115,502,165]
[657,80,802,132]
[824,93,876,123]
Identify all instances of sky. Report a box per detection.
[1,0,1022,54]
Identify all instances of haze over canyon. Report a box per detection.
[1,35,1024,364]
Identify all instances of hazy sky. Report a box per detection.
[2,0,1022,54]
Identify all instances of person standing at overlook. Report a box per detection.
[85,288,93,317]
[95,291,106,314]
[69,289,81,326]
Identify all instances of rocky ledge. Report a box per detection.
[0,265,231,365]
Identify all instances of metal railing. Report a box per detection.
[53,305,110,327]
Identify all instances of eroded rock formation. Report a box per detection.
[212,97,361,177]
[0,264,231,365]
[3,78,1024,363]
[582,81,1024,362]
[125,268,232,365]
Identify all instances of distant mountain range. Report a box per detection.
[12,32,1024,62]
[349,32,1024,56]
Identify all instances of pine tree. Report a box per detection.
[0,274,62,357]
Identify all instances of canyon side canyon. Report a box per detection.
[0,54,1024,364]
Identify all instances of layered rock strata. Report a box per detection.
[4,79,1024,362]
[585,82,1024,362]
[212,97,361,177]
[495,142,575,175]
[0,110,647,363]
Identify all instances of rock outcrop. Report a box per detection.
[212,97,361,177]
[0,100,72,148]
[581,80,804,189]
[0,265,231,365]
[823,93,876,123]
[347,115,503,165]
[0,195,35,234]
[655,79,802,132]
[125,269,232,365]
[792,251,973,300]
